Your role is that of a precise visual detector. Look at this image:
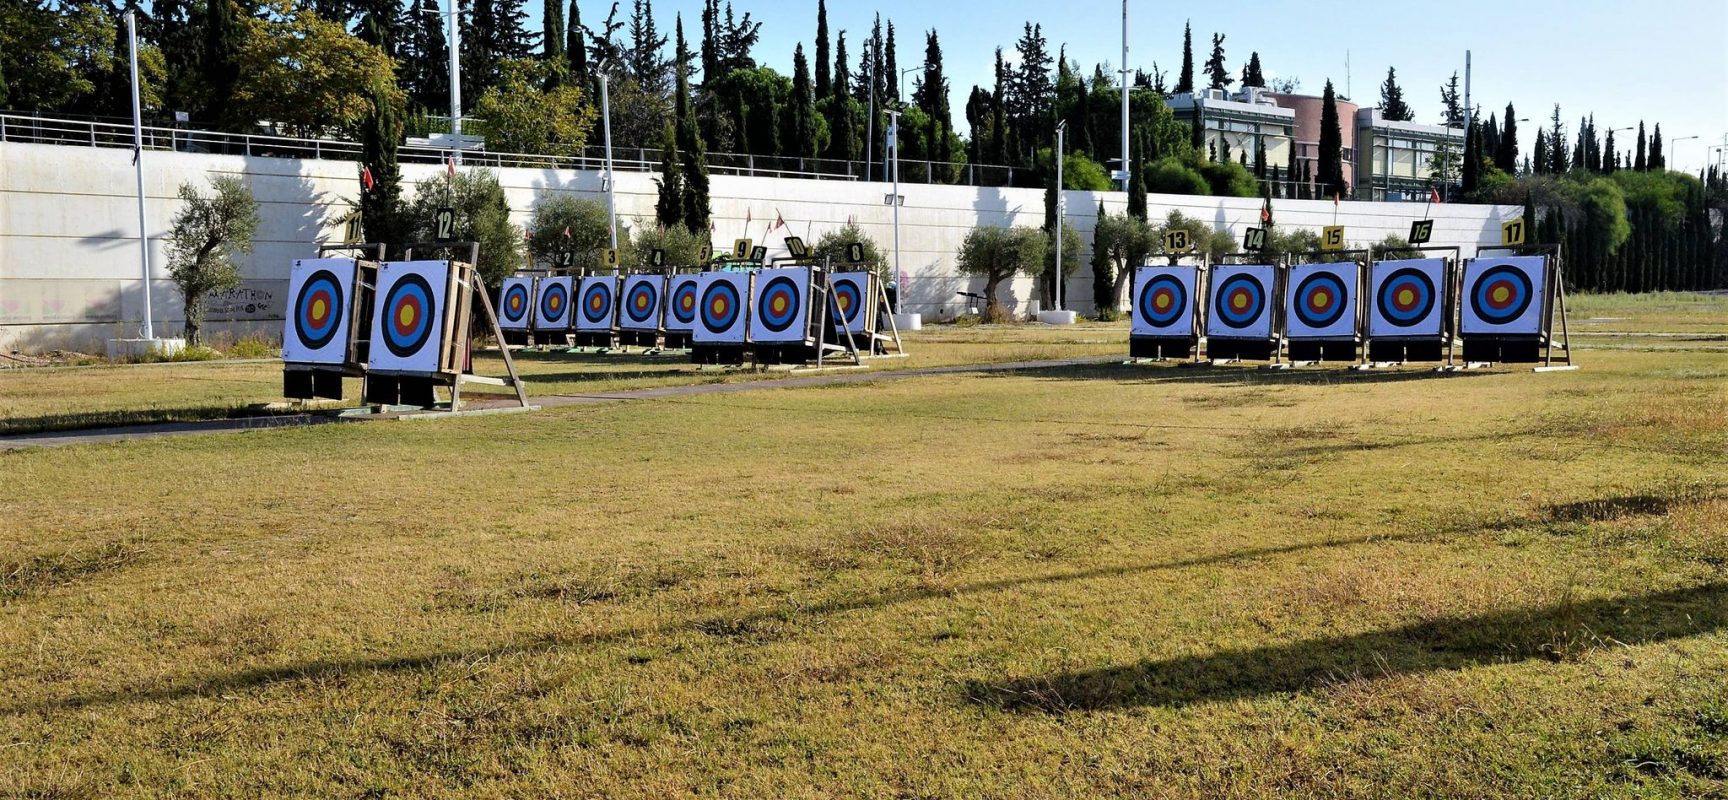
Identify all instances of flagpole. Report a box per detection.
[127,9,155,341]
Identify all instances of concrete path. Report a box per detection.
[0,357,1115,452]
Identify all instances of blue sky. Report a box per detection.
[561,0,1728,172]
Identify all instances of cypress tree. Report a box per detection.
[1203,33,1231,90]
[1534,129,1549,175]
[203,0,243,129]
[359,78,409,250]
[814,0,830,99]
[1634,122,1647,171]
[826,32,855,162]
[0,37,8,108]
[1462,120,1480,194]
[1603,128,1617,175]
[1495,103,1518,172]
[1242,52,1265,88]
[1127,134,1148,221]
[541,0,565,85]
[987,48,1007,165]
[1649,123,1664,170]
[627,0,670,94]
[565,0,588,86]
[1254,139,1266,178]
[1175,21,1194,94]
[884,20,898,105]
[1379,67,1412,121]
[1483,113,1501,166]
[915,30,954,167]
[401,0,450,111]
[1091,200,1113,314]
[674,17,710,233]
[654,122,684,228]
[1318,79,1344,198]
[1438,72,1462,127]
[791,43,816,159]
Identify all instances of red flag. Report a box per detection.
[1430,187,1443,204]
[561,226,572,239]
[360,165,375,191]
[772,210,786,231]
[745,209,752,227]
[446,156,457,178]
[1259,197,1272,225]
[524,229,533,241]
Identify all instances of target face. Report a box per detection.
[1206,265,1276,340]
[499,277,533,330]
[1461,256,1546,335]
[1130,266,1199,337]
[830,272,875,335]
[748,267,815,343]
[1286,264,1357,339]
[1367,259,1446,338]
[368,260,451,374]
[534,277,572,330]
[620,276,663,330]
[665,276,700,332]
[693,272,749,344]
[576,277,616,330]
[282,258,356,365]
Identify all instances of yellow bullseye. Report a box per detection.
[1232,293,1248,310]
[1492,286,1511,303]
[398,305,416,327]
[773,297,788,313]
[1312,290,1330,306]
[1154,294,1171,310]
[310,298,327,320]
[1397,288,1414,306]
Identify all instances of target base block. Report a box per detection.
[1367,339,1446,364]
[1461,337,1544,365]
[754,343,820,366]
[1129,337,1197,360]
[1287,339,1358,364]
[1206,338,1278,362]
[663,332,693,350]
[690,344,749,366]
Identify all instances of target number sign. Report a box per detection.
[370,260,452,374]
[558,250,575,268]
[1321,226,1346,251]
[576,277,617,331]
[601,248,620,269]
[434,208,456,242]
[498,276,534,330]
[693,272,749,343]
[1367,258,1446,338]
[342,212,363,244]
[665,275,701,332]
[698,243,714,264]
[1409,220,1434,245]
[732,238,753,260]
[785,236,809,258]
[1461,256,1547,335]
[650,248,667,267]
[1205,265,1277,340]
[847,242,865,263]
[750,245,768,262]
[1501,219,1527,247]
[1130,266,1197,337]
[1163,229,1192,253]
[1286,263,1357,339]
[283,258,357,364]
[1243,227,1268,251]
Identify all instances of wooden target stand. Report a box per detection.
[1126,251,1210,365]
[353,241,533,418]
[282,242,382,405]
[1445,242,1576,373]
[1204,253,1287,367]
[834,262,908,362]
[1351,246,1461,371]
[1272,248,1370,369]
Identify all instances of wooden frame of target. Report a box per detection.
[1128,256,1206,362]
[1359,247,1458,367]
[1203,258,1284,363]
[690,270,753,365]
[1456,243,1575,370]
[282,243,382,401]
[1282,250,1369,366]
[618,272,667,347]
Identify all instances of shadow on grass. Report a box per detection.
[963,581,1728,714]
[976,361,1501,388]
[0,405,285,437]
[13,528,1460,714]
[1542,487,1721,524]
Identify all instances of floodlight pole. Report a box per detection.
[1119,0,1131,191]
[866,62,875,181]
[600,71,617,251]
[127,9,155,340]
[447,0,463,166]
[889,110,902,290]
[1055,121,1066,311]
[1458,50,1471,202]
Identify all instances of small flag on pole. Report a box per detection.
[561,226,572,239]
[1430,187,1443,204]
[1259,196,1273,226]
[446,156,457,178]
[772,210,785,231]
[361,165,376,192]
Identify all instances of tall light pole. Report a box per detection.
[420,1,464,165]
[126,9,155,341]
[1118,0,1131,191]
[1671,135,1700,172]
[600,69,617,251]
[865,62,875,181]
[888,109,902,292]
[1054,121,1066,312]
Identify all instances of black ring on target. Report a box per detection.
[581,281,613,324]
[832,278,864,323]
[1212,273,1268,330]
[1136,274,1188,328]
[293,269,345,350]
[539,281,569,324]
[625,280,659,324]
[1471,265,1535,325]
[381,273,436,358]
[700,280,741,332]
[1376,267,1436,328]
[671,280,699,325]
[756,276,801,332]
[501,283,530,324]
[1292,271,1349,329]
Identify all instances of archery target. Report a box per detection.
[1205,265,1277,340]
[748,267,814,343]
[1130,265,1199,337]
[693,272,750,344]
[830,271,876,335]
[576,276,617,331]
[620,274,665,331]
[369,260,451,374]
[498,275,534,331]
[665,274,701,333]
[534,276,573,331]
[1368,258,1446,338]
[1461,256,1547,335]
[283,258,357,365]
[1285,263,1358,339]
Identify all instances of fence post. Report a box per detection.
[748,154,755,176]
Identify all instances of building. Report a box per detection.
[1353,108,1465,202]
[1263,91,1359,197]
[1166,87,1295,178]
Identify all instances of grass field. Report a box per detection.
[2,296,1726,797]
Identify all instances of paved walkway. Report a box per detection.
[0,357,1115,452]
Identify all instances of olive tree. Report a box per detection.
[525,194,621,272]
[812,222,888,276]
[955,226,1046,321]
[407,168,523,287]
[166,175,259,345]
[630,221,705,269]
[1093,211,1156,312]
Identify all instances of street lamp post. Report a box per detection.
[1054,121,1066,312]
[126,9,155,342]
[888,110,902,296]
[1118,0,1131,191]
[600,71,617,252]
[1670,135,1700,172]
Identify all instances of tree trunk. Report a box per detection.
[984,272,1006,321]
[1111,257,1131,309]
[185,295,203,346]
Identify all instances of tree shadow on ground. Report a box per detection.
[975,360,1502,388]
[963,581,1728,714]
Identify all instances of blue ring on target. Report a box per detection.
[501,283,530,324]
[381,273,436,358]
[1471,264,1534,325]
[1377,268,1436,328]
[832,279,864,324]
[625,281,659,324]
[293,269,345,350]
[700,280,741,332]
[671,280,699,325]
[1137,274,1187,328]
[539,281,569,324]
[756,276,801,332]
[581,281,613,324]
[1293,271,1349,329]
[1212,273,1267,330]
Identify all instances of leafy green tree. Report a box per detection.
[1318,80,1346,198]
[231,1,399,137]
[167,176,259,345]
[1379,66,1412,121]
[205,0,244,127]
[1439,72,1462,127]
[1174,21,1194,94]
[673,17,710,233]
[1093,207,1155,311]
[956,226,1046,320]
[626,0,670,94]
[1200,157,1259,197]
[1241,52,1265,88]
[1160,211,1236,263]
[1371,234,1419,260]
[1203,32,1231,91]
[473,59,596,156]
[630,220,704,268]
[813,222,888,276]
[409,169,524,286]
[524,194,612,269]
[359,76,412,250]
[1146,157,1211,195]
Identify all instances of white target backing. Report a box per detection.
[1460,256,1548,336]
[369,260,451,375]
[664,274,701,333]
[575,276,618,332]
[1284,262,1359,340]
[1205,264,1278,340]
[1131,265,1200,337]
[1367,258,1447,338]
[533,276,573,331]
[497,275,535,331]
[693,272,751,344]
[283,257,359,365]
[829,271,877,335]
[618,275,665,332]
[748,267,815,344]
